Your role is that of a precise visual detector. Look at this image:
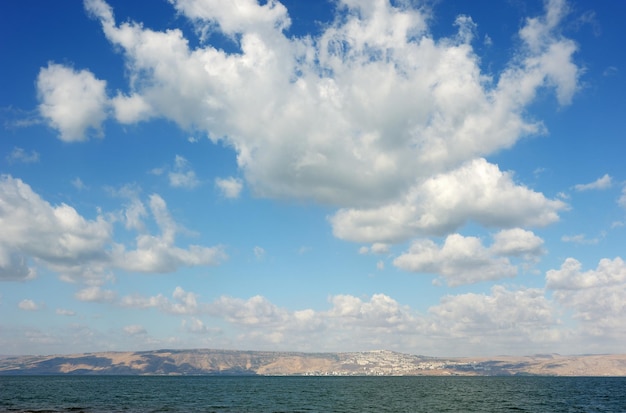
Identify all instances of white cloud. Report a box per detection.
[37,63,108,142]
[0,175,225,283]
[326,293,416,329]
[394,229,544,286]
[114,194,226,273]
[170,0,291,36]
[109,283,626,355]
[122,198,147,232]
[121,286,201,315]
[0,175,111,282]
[75,286,117,303]
[124,290,414,343]
[56,308,76,316]
[573,174,612,191]
[129,292,307,347]
[123,324,147,335]
[359,242,390,255]
[546,257,626,291]
[182,317,220,334]
[58,256,626,355]
[120,292,169,311]
[331,159,566,243]
[81,0,579,221]
[215,177,243,199]
[546,257,626,344]
[428,285,563,353]
[208,295,289,326]
[371,243,390,254]
[516,0,579,105]
[168,155,200,189]
[394,234,517,286]
[561,234,599,245]
[490,228,545,257]
[111,93,152,124]
[6,147,40,164]
[18,299,40,311]
[199,293,420,350]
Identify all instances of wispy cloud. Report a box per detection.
[18,299,41,311]
[6,147,40,164]
[71,177,87,190]
[574,174,612,191]
[359,243,390,255]
[561,234,600,245]
[253,246,265,260]
[56,308,76,316]
[169,155,200,189]
[123,324,147,335]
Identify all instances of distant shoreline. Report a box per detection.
[2,349,626,377]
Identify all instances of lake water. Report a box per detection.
[1,375,625,412]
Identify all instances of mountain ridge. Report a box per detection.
[2,349,626,376]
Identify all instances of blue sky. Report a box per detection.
[1,0,625,357]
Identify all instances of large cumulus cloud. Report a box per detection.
[36,0,579,238]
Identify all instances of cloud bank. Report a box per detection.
[95,254,626,356]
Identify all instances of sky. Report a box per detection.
[0,0,625,358]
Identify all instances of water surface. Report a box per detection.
[1,375,624,412]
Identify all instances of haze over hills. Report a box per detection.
[2,349,626,377]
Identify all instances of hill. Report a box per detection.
[1,349,626,376]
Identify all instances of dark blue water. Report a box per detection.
[1,376,625,412]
